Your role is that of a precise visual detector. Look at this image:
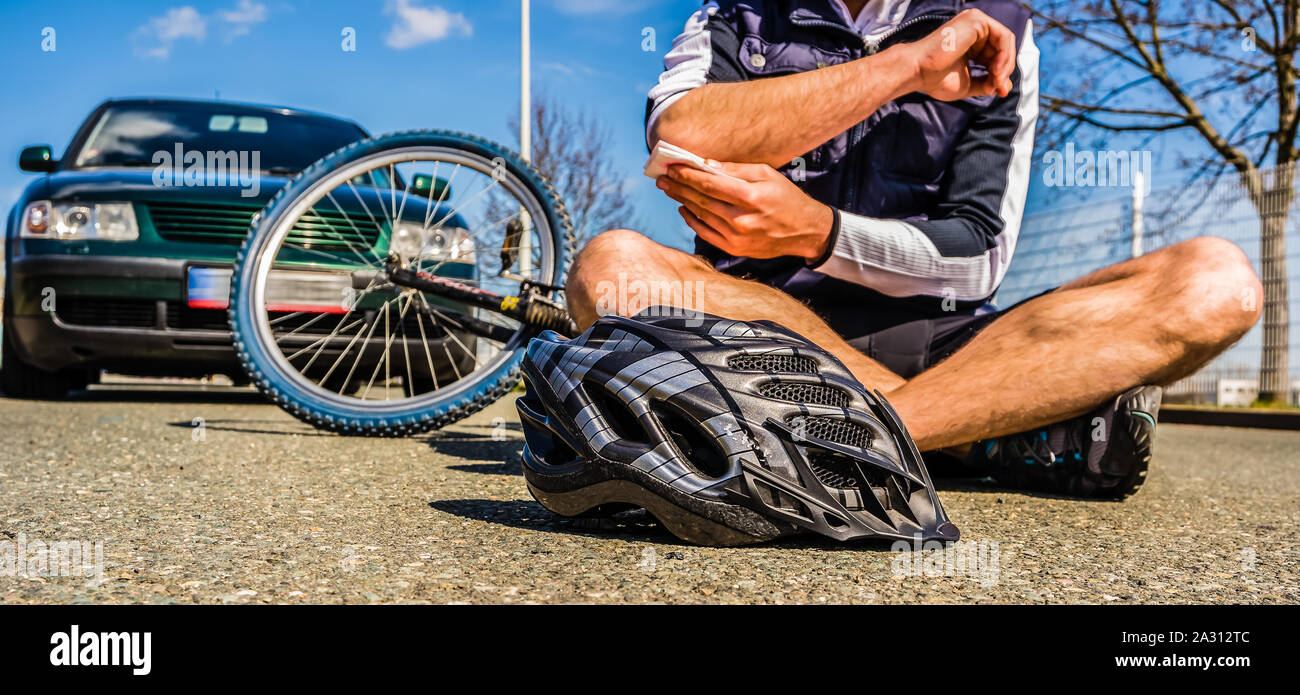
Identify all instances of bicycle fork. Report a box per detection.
[360,256,577,340]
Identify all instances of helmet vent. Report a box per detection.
[728,354,818,374]
[758,382,848,407]
[806,449,897,492]
[807,450,867,490]
[808,449,912,523]
[787,416,871,450]
[753,479,813,521]
[540,437,578,468]
[651,403,730,479]
[587,386,648,444]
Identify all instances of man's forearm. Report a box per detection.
[651,44,920,167]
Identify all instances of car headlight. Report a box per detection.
[390,222,424,259]
[391,222,475,263]
[94,203,138,240]
[21,201,139,241]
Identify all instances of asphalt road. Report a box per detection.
[1,384,1296,604]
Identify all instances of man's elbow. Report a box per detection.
[650,101,694,150]
[651,87,727,153]
[650,88,786,167]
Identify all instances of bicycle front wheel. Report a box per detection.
[229,130,573,436]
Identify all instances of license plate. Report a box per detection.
[187,267,352,314]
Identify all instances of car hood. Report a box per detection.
[40,168,292,206]
[27,168,466,229]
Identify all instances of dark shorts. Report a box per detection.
[695,245,1056,379]
[843,290,1054,379]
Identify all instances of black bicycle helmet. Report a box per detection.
[515,308,959,546]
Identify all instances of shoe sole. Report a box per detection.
[1100,385,1162,499]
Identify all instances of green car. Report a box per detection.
[3,97,471,399]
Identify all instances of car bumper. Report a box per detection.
[7,255,208,373]
[7,254,474,377]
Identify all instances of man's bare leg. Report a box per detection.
[566,229,907,392]
[888,236,1261,449]
[567,231,1262,451]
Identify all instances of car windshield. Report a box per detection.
[71,103,368,175]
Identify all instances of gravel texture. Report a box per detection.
[1,385,1296,604]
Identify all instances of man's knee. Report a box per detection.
[571,229,665,299]
[567,229,706,326]
[572,229,656,281]
[1159,236,1262,349]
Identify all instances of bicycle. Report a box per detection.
[228,130,576,436]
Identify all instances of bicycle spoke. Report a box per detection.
[388,163,398,227]
[421,175,504,243]
[393,163,415,237]
[279,275,382,356]
[383,296,391,399]
[273,311,337,343]
[417,293,478,371]
[414,299,440,392]
[401,299,415,396]
[284,316,366,363]
[345,180,389,248]
[362,293,417,400]
[421,208,524,279]
[423,163,458,230]
[302,199,381,261]
[324,294,400,387]
[243,142,563,422]
[268,311,306,327]
[323,191,388,267]
[442,340,463,382]
[343,301,388,395]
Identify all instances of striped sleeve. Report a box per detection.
[812,20,1040,301]
[644,3,747,150]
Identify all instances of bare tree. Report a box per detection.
[508,94,638,247]
[1030,0,1296,401]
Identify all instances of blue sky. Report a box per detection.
[0,0,704,248]
[0,0,1203,251]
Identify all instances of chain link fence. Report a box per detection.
[998,163,1299,405]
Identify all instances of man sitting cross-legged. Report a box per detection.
[565,1,1262,497]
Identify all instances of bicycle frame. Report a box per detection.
[381,255,575,338]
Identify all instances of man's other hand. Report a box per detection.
[657,162,834,263]
[903,8,1016,101]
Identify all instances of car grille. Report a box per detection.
[165,303,231,332]
[57,298,158,328]
[145,201,383,248]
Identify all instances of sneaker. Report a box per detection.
[973,385,1162,499]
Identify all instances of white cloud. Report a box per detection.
[384,0,472,50]
[132,2,269,59]
[132,6,206,59]
[216,0,268,40]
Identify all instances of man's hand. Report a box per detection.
[657,162,834,263]
[901,8,1016,101]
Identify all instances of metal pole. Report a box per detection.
[521,0,531,162]
[519,0,533,275]
[1131,169,1144,258]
